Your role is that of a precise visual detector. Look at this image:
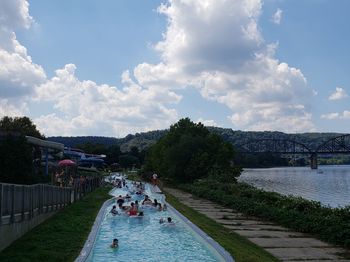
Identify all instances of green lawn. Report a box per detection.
[165,192,280,262]
[0,186,112,262]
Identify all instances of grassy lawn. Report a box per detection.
[0,186,112,262]
[164,191,280,262]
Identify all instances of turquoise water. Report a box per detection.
[88,183,224,262]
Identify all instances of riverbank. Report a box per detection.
[178,179,350,250]
[165,186,350,261]
[0,186,111,262]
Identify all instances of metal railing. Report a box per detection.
[0,177,102,226]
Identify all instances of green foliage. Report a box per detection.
[118,154,140,168]
[0,134,36,184]
[105,144,121,164]
[234,152,289,168]
[0,116,44,139]
[75,142,107,155]
[144,118,240,183]
[180,180,350,248]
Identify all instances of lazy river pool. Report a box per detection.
[85,180,232,261]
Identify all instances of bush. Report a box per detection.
[178,180,350,248]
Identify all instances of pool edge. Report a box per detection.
[74,189,115,262]
[166,201,235,262]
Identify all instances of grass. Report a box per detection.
[164,191,280,262]
[0,186,112,262]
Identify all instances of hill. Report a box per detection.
[48,128,344,152]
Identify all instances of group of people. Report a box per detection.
[141,195,167,211]
[109,174,175,249]
[111,193,167,216]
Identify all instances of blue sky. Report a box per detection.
[1,0,349,137]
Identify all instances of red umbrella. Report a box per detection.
[58,159,76,166]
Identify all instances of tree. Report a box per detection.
[144,118,241,183]
[0,134,35,184]
[76,142,107,155]
[0,116,44,139]
[0,116,45,184]
[105,145,121,165]
[119,154,140,168]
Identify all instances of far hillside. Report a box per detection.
[48,128,344,153]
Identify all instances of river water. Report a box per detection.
[238,165,350,208]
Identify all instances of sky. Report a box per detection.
[1,0,350,137]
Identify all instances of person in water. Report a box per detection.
[157,203,162,211]
[125,194,131,202]
[118,202,128,211]
[128,202,138,216]
[153,199,158,207]
[142,195,153,205]
[111,238,118,248]
[110,205,118,216]
[116,195,125,205]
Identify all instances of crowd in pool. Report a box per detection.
[108,176,173,249]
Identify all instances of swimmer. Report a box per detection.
[167,217,175,225]
[116,195,125,205]
[153,199,158,207]
[110,205,118,216]
[162,203,167,211]
[125,194,131,201]
[157,203,162,211]
[128,202,138,216]
[118,202,128,211]
[110,238,118,248]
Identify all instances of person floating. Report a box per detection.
[110,205,118,216]
[116,195,125,205]
[110,238,118,248]
[128,202,138,216]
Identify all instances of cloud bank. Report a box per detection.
[134,0,314,132]
[1,0,317,136]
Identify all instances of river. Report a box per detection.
[238,165,350,208]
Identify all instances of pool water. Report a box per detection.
[88,182,225,262]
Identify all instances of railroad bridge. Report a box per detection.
[236,134,350,169]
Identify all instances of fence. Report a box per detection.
[0,176,102,226]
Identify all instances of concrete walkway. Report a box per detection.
[163,187,350,262]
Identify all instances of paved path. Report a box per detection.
[163,187,350,262]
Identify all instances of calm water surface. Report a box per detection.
[239,165,350,208]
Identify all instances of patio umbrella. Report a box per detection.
[58,159,76,166]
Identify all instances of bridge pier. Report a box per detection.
[310,153,318,169]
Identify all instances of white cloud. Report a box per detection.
[34,64,181,136]
[1,0,317,136]
[0,99,28,117]
[329,87,348,100]
[0,0,33,30]
[0,0,46,102]
[134,0,314,133]
[196,118,218,127]
[271,8,283,25]
[321,111,350,120]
